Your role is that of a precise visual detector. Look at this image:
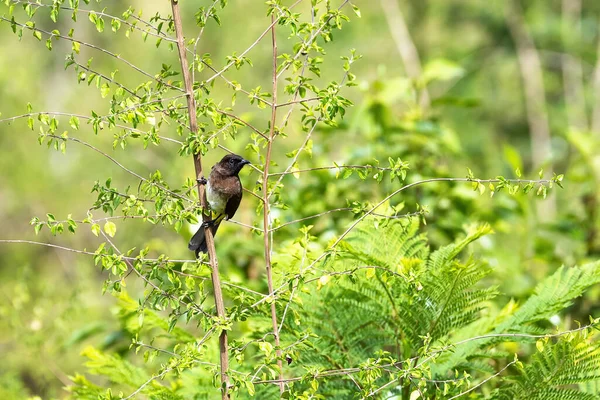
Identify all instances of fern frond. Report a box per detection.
[491,333,600,400]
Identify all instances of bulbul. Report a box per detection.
[188,153,251,256]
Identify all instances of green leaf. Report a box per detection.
[245,380,255,396]
[69,116,80,130]
[100,83,110,98]
[104,221,116,237]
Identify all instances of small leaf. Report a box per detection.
[69,116,80,130]
[104,221,116,237]
[245,380,255,396]
[536,340,544,352]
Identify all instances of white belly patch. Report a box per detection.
[206,181,227,215]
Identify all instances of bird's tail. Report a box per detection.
[188,218,222,257]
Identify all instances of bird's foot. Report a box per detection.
[196,177,207,186]
[201,219,215,228]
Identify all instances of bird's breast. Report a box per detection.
[206,181,229,215]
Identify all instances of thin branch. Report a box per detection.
[123,367,173,399]
[276,97,320,108]
[0,17,183,92]
[0,239,266,298]
[269,164,391,177]
[253,323,596,386]
[0,110,184,145]
[275,0,350,81]
[70,57,138,97]
[447,361,517,400]
[46,135,192,203]
[9,0,177,42]
[264,11,284,394]
[192,0,221,85]
[269,119,319,200]
[252,176,554,310]
[216,109,268,140]
[203,0,304,86]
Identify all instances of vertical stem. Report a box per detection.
[593,21,600,136]
[264,13,284,395]
[379,0,429,109]
[561,0,588,131]
[170,2,230,398]
[505,0,556,221]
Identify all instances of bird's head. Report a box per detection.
[215,154,251,176]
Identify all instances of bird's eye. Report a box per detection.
[229,159,235,165]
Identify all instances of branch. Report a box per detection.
[253,323,596,386]
[252,176,555,309]
[170,1,230,398]
[263,11,284,394]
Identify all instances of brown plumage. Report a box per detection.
[188,154,250,256]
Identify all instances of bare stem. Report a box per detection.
[264,12,284,394]
[170,1,230,398]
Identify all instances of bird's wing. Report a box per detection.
[224,189,242,220]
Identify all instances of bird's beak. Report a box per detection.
[241,159,251,166]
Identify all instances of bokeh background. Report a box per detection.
[1,0,600,398]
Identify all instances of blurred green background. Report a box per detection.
[1,0,600,398]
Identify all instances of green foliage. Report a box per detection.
[1,0,600,399]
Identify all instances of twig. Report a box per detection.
[447,360,517,400]
[123,367,173,399]
[276,97,320,108]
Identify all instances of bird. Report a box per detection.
[188,153,251,256]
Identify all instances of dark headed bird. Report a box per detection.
[188,154,251,256]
